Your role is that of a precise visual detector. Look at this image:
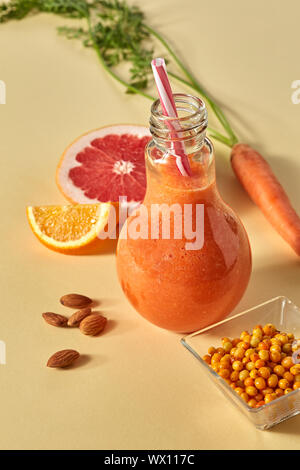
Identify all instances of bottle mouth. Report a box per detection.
[149,93,208,145]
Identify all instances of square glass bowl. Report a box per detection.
[181,296,300,430]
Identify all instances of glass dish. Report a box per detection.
[181,296,300,430]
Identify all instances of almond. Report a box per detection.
[47,349,80,368]
[60,293,92,309]
[42,312,68,327]
[79,313,107,336]
[67,307,92,327]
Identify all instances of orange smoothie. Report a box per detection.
[117,144,251,332]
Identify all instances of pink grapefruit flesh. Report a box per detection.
[56,125,151,204]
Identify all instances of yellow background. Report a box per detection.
[1,0,300,450]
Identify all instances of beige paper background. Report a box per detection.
[0,0,300,449]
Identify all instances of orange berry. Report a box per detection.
[220,354,231,364]
[255,400,265,408]
[281,356,294,369]
[219,369,230,379]
[250,369,259,379]
[216,347,225,356]
[240,392,249,402]
[223,341,233,353]
[262,388,274,396]
[270,344,281,354]
[258,350,270,361]
[208,346,216,355]
[244,377,254,387]
[275,388,284,397]
[232,360,243,371]
[264,393,275,404]
[282,343,292,354]
[246,362,256,371]
[283,371,294,383]
[290,365,300,375]
[258,342,269,351]
[255,377,266,390]
[255,359,265,369]
[211,353,222,364]
[284,388,293,395]
[248,399,257,408]
[278,378,289,390]
[267,374,278,388]
[234,348,245,360]
[232,338,240,347]
[246,386,257,397]
[270,351,281,363]
[203,354,211,364]
[250,337,260,348]
[234,387,244,395]
[255,393,264,402]
[212,362,220,372]
[274,365,285,377]
[230,370,239,382]
[239,370,249,382]
[258,367,271,379]
[293,382,300,390]
[263,324,276,336]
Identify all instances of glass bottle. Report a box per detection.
[116,94,252,333]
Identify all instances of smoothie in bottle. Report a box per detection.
[117,94,251,332]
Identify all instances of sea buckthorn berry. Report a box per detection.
[240,392,249,402]
[256,401,265,408]
[284,388,293,395]
[255,393,264,402]
[255,359,265,369]
[246,386,257,397]
[246,362,256,371]
[223,342,233,353]
[270,351,281,363]
[230,370,239,382]
[258,342,269,351]
[263,338,272,348]
[271,337,282,346]
[248,399,257,408]
[203,355,211,364]
[234,348,245,360]
[278,379,289,390]
[208,346,216,355]
[222,337,231,344]
[232,338,240,347]
[283,371,294,383]
[290,365,300,376]
[250,337,260,348]
[244,377,254,387]
[250,369,259,379]
[274,365,285,377]
[212,363,220,372]
[262,388,274,396]
[281,353,287,360]
[239,370,249,382]
[216,348,225,356]
[258,350,270,361]
[255,377,266,390]
[270,345,281,354]
[230,347,237,356]
[294,374,300,383]
[211,353,222,363]
[267,374,278,388]
[278,334,289,345]
[245,348,255,359]
[219,363,230,371]
[236,380,244,388]
[282,343,292,354]
[263,324,277,336]
[258,367,271,379]
[287,333,295,341]
[219,369,230,379]
[252,327,263,338]
[293,382,300,390]
[264,394,275,404]
[220,353,231,363]
[232,361,243,371]
[275,388,284,397]
[242,357,249,365]
[230,382,236,389]
[234,387,244,395]
[240,331,249,340]
[250,353,259,363]
[281,356,294,369]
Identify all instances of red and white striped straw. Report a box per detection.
[151,58,191,176]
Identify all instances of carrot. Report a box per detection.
[231,143,300,256]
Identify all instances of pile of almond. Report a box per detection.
[43,293,107,369]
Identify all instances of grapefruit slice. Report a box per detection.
[56,124,151,205]
[27,203,111,254]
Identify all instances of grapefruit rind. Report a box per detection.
[56,124,150,205]
[26,203,111,252]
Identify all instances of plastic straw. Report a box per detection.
[151,58,191,176]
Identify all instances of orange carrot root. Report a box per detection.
[231,143,300,256]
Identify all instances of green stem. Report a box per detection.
[86,17,155,101]
[145,24,238,146]
[207,128,233,148]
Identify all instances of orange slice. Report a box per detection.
[26,203,112,254]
